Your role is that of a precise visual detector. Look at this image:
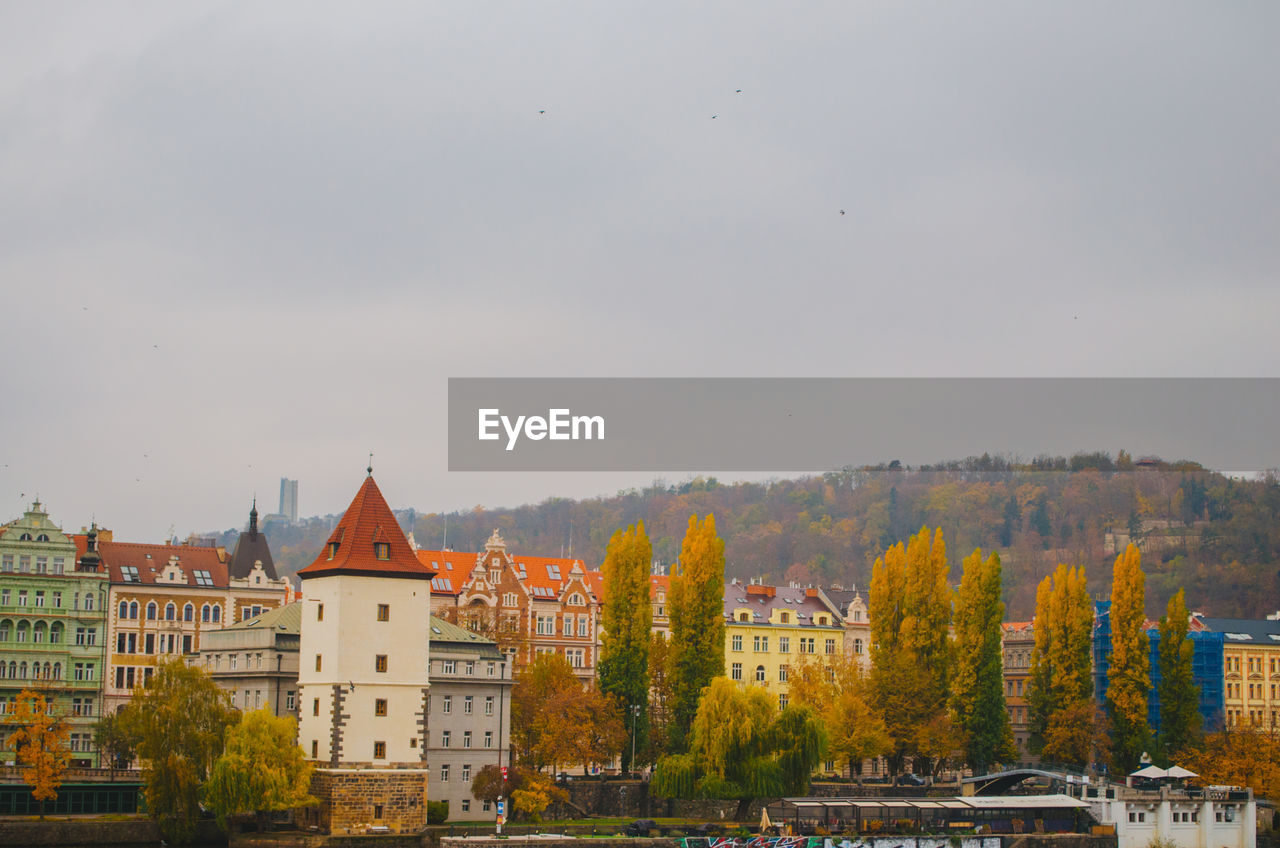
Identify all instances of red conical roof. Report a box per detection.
[297,475,434,581]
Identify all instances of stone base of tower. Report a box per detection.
[303,767,429,835]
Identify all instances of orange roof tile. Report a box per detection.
[98,540,230,586]
[297,476,434,581]
[648,574,669,600]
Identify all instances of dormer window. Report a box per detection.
[738,612,749,622]
[36,534,49,542]
[327,542,339,560]
[375,542,390,560]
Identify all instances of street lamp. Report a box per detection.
[630,704,641,773]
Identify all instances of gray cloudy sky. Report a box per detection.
[2,2,1277,542]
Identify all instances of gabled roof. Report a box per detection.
[97,540,229,587]
[649,574,669,601]
[297,475,434,581]
[415,546,599,600]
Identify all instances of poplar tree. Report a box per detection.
[950,549,1015,772]
[1157,589,1200,764]
[598,521,653,770]
[1027,564,1094,764]
[666,514,726,754]
[1107,544,1152,772]
[869,527,953,774]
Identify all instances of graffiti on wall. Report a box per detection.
[680,838,1002,848]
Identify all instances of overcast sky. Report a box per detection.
[2,2,1277,542]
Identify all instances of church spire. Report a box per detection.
[249,498,259,537]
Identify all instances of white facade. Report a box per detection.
[297,573,432,767]
[1090,788,1257,848]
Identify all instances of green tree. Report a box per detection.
[1107,544,1152,772]
[598,521,652,770]
[869,527,952,773]
[5,690,71,817]
[1027,563,1094,763]
[203,709,315,832]
[666,514,726,753]
[1156,589,1200,764]
[651,677,825,820]
[949,549,1016,772]
[117,659,238,845]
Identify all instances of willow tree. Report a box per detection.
[1107,544,1152,772]
[950,549,1015,772]
[203,710,315,831]
[666,514,726,753]
[1157,589,1200,764]
[598,521,653,769]
[652,677,825,820]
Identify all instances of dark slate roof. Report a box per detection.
[1196,617,1280,644]
[227,502,277,580]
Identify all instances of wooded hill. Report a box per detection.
[216,452,1280,621]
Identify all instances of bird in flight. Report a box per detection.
[736,89,742,93]
[839,210,846,216]
[539,110,545,114]
[711,115,717,119]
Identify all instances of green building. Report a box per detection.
[0,501,109,766]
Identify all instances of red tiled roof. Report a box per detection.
[648,574,669,601]
[97,540,230,587]
[297,476,434,581]
[415,547,601,600]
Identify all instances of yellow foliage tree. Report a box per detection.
[5,690,71,814]
[1107,544,1152,772]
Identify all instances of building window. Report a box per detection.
[577,615,590,637]
[375,655,388,673]
[779,664,789,683]
[315,655,322,672]
[484,731,493,748]
[317,603,324,621]
[779,694,789,710]
[377,603,389,621]
[311,740,319,758]
[146,602,157,620]
[462,800,470,813]
[825,638,837,655]
[466,661,475,675]
[374,804,384,819]
[463,731,472,748]
[375,543,390,560]
[373,741,386,760]
[375,699,388,716]
[440,764,450,782]
[462,764,472,781]
[487,662,496,677]
[441,731,451,748]
[442,660,456,674]
[731,663,742,681]
[854,639,863,655]
[442,695,453,714]
[464,696,474,714]
[756,665,766,683]
[485,696,495,716]
[732,634,743,651]
[313,698,321,716]
[778,636,790,653]
[286,691,296,711]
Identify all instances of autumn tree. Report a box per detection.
[512,652,624,774]
[1027,564,1094,765]
[950,548,1016,772]
[1156,589,1200,764]
[93,711,140,771]
[869,527,952,773]
[645,632,675,763]
[203,709,315,832]
[666,514,726,753]
[787,653,889,779]
[1186,725,1280,800]
[117,659,238,845]
[598,521,652,770]
[5,690,71,816]
[651,677,825,820]
[1107,544,1152,772]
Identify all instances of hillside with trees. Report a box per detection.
[212,452,1280,620]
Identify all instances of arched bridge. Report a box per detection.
[964,767,1095,796]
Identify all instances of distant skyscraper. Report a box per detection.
[279,477,298,523]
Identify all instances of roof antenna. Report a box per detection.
[367,452,374,477]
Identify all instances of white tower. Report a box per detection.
[296,472,435,834]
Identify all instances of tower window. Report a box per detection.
[375,543,390,560]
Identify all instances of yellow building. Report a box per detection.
[722,580,846,710]
[1198,614,1280,730]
